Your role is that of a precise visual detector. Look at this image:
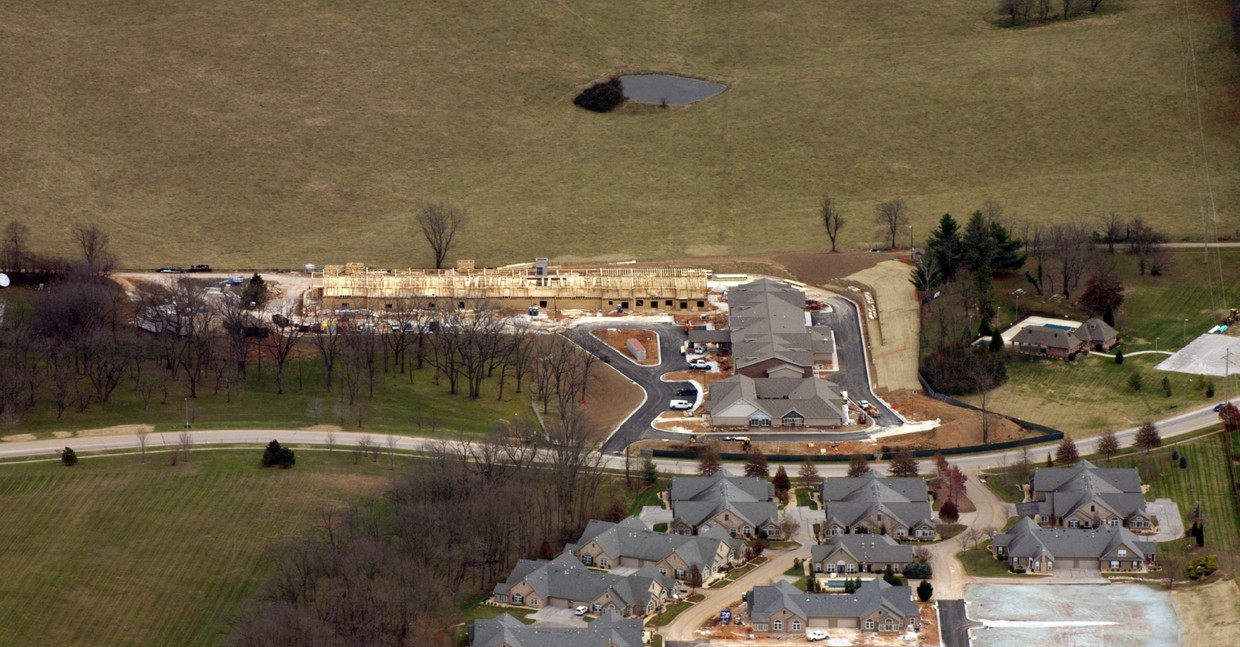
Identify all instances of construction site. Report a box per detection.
[311,261,712,314]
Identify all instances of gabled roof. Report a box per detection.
[470,609,644,647]
[1074,318,1118,344]
[748,579,918,624]
[1029,460,1147,521]
[574,517,740,570]
[728,279,817,370]
[993,517,1155,562]
[821,472,933,530]
[669,471,773,503]
[708,375,845,422]
[493,552,673,608]
[811,534,914,565]
[1013,325,1083,350]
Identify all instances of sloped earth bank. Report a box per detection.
[966,583,1181,647]
[1171,578,1240,647]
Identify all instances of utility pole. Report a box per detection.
[1183,318,1188,345]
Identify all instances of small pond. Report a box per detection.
[619,74,726,105]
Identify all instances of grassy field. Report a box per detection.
[0,449,395,646]
[963,249,1240,436]
[1111,434,1240,574]
[1,2,1237,269]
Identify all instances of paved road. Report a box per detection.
[815,296,900,422]
[937,599,977,647]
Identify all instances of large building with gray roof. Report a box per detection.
[707,279,847,429]
[1016,460,1152,533]
[491,553,674,618]
[821,472,936,540]
[668,471,781,539]
[811,534,914,575]
[991,517,1156,573]
[747,579,919,634]
[469,609,644,647]
[568,516,741,581]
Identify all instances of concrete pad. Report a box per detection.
[527,606,588,628]
[997,316,1084,344]
[639,505,673,527]
[1154,334,1240,376]
[966,583,1181,646]
[1147,498,1184,542]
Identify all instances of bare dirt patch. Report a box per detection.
[591,328,660,365]
[885,390,1032,449]
[1171,578,1240,647]
[75,424,156,438]
[2,433,37,443]
[582,360,645,435]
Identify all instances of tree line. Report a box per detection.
[227,421,610,647]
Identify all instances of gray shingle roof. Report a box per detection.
[821,472,933,530]
[493,553,673,609]
[728,279,817,370]
[1012,326,1083,350]
[748,579,918,625]
[993,517,1155,562]
[574,517,739,571]
[811,534,914,565]
[1073,318,1118,344]
[470,609,644,647]
[1029,460,1147,521]
[669,471,773,503]
[707,374,845,423]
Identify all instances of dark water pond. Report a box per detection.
[619,74,726,105]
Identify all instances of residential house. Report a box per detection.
[668,471,781,539]
[569,517,742,581]
[811,534,914,575]
[748,579,919,634]
[708,374,847,428]
[991,517,1156,573]
[821,472,936,540]
[1016,460,1152,533]
[469,610,644,647]
[1011,324,1085,359]
[1073,317,1119,351]
[492,553,674,618]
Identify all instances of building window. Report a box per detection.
[773,621,783,631]
[674,568,686,579]
[792,621,801,631]
[513,594,524,604]
[1110,518,1119,526]
[583,554,594,566]
[896,528,906,537]
[754,624,767,632]
[865,619,874,630]
[814,564,823,572]
[593,603,602,612]
[1109,560,1120,569]
[1118,549,1127,557]
[659,568,667,576]
[384,303,392,310]
[666,300,673,306]
[845,564,856,573]
[743,526,752,536]
[1068,519,1079,528]
[530,598,538,606]
[825,564,836,573]
[680,302,688,310]
[636,299,644,306]
[600,559,609,568]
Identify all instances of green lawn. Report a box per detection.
[0,449,395,646]
[796,487,819,510]
[1111,433,1240,570]
[0,354,540,440]
[628,482,665,516]
[647,599,695,627]
[957,540,1020,578]
[1,2,1236,268]
[966,249,1240,436]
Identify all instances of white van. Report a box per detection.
[669,399,693,410]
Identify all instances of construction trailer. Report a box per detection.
[312,262,711,313]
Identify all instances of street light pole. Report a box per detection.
[1183,318,1188,345]
[183,397,191,430]
[1156,337,1160,353]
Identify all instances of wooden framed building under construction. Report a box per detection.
[312,262,711,313]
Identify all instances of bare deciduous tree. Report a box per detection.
[1101,212,1124,254]
[2,221,30,271]
[416,200,468,269]
[72,223,117,276]
[874,199,908,249]
[821,194,846,252]
[266,305,307,395]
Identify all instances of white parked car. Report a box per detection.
[669,399,694,411]
[806,628,829,641]
[574,605,589,616]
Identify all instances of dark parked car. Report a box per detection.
[676,386,697,397]
[186,264,212,272]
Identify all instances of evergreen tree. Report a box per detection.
[926,213,964,281]
[1103,302,1115,326]
[1114,349,1124,364]
[772,466,792,498]
[917,580,934,602]
[60,447,78,467]
[261,439,296,468]
[989,330,1005,352]
[989,220,1027,272]
[962,211,997,271]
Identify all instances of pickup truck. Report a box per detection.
[688,358,711,370]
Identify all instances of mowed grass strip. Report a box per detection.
[0,451,393,647]
[0,2,1236,268]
